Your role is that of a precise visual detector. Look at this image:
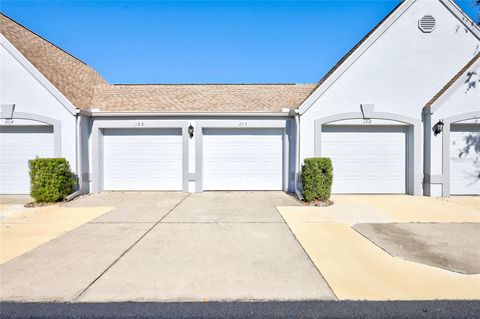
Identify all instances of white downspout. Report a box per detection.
[66,114,83,201]
[294,111,304,201]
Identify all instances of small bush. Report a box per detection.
[301,157,333,202]
[29,158,76,202]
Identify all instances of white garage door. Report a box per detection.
[450,124,480,195]
[102,128,183,191]
[0,125,54,194]
[321,125,407,194]
[203,128,283,190]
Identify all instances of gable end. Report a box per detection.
[298,0,480,116]
[0,34,78,115]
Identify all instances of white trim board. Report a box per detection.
[297,0,415,115]
[0,34,78,116]
[440,0,480,40]
[429,56,480,113]
[298,0,480,116]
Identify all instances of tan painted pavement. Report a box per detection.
[0,205,112,264]
[0,204,26,220]
[441,196,480,210]
[278,195,480,301]
[281,195,480,224]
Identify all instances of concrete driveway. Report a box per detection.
[0,192,335,302]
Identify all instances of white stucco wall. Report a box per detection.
[301,0,479,158]
[428,61,480,196]
[431,64,480,121]
[80,115,91,193]
[0,41,77,173]
[299,0,479,195]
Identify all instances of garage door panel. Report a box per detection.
[102,128,183,191]
[105,145,181,160]
[322,126,406,194]
[450,124,480,195]
[0,125,54,194]
[203,128,283,190]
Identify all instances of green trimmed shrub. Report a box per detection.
[301,157,333,202]
[29,158,76,202]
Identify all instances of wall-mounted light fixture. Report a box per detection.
[188,124,194,138]
[433,120,444,136]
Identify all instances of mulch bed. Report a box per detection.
[306,199,334,207]
[24,202,56,208]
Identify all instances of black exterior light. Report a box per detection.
[188,124,194,138]
[433,120,444,136]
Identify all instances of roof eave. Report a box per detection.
[0,34,79,116]
[427,53,480,113]
[297,0,480,116]
[87,111,293,117]
[440,0,480,40]
[297,0,415,115]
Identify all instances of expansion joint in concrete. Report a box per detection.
[275,208,339,301]
[72,193,191,301]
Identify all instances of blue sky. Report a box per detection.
[1,1,478,84]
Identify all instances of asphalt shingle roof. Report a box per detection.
[0,13,108,110]
[90,84,317,113]
[1,13,316,113]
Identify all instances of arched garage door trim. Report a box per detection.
[314,112,422,195]
[442,111,480,196]
[1,112,61,157]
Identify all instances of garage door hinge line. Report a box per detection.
[72,193,191,301]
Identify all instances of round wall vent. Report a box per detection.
[419,15,436,33]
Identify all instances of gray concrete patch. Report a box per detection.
[353,223,480,275]
[163,191,300,223]
[78,222,335,302]
[64,192,188,223]
[0,223,151,302]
